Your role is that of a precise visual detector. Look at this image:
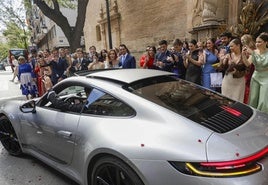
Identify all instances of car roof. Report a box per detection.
[86,69,174,84]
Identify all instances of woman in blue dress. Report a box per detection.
[18,56,38,99]
[202,38,219,90]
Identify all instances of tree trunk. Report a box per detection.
[33,0,89,52]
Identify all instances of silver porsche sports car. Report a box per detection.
[0,69,268,185]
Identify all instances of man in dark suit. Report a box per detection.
[49,48,69,85]
[70,48,89,74]
[118,44,136,68]
[155,40,174,72]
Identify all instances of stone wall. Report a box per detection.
[84,0,194,56]
[84,0,230,58]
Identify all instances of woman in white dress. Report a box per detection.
[88,55,105,70]
[219,38,248,102]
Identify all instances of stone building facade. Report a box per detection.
[83,0,265,57]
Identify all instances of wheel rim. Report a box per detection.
[0,119,21,154]
[93,163,136,185]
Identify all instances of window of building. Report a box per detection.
[51,26,56,39]
[96,25,101,41]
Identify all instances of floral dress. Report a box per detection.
[18,63,38,97]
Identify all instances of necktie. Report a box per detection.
[122,55,126,65]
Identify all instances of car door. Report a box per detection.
[21,85,86,165]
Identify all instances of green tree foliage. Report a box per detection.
[3,22,29,49]
[0,44,9,61]
[0,0,29,49]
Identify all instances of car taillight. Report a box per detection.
[221,105,242,117]
[169,147,268,177]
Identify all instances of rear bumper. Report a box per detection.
[131,158,268,185]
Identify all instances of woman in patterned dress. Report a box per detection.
[18,56,38,99]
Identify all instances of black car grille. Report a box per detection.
[200,103,253,133]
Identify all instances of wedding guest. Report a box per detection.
[139,46,156,69]
[202,38,219,90]
[220,38,247,102]
[35,53,52,96]
[69,48,89,75]
[10,55,19,82]
[118,44,136,68]
[243,32,268,113]
[218,32,233,54]
[88,55,105,70]
[18,56,38,99]
[49,48,69,85]
[241,34,256,104]
[99,49,108,62]
[171,39,186,79]
[88,45,98,63]
[154,40,174,72]
[184,39,204,85]
[104,49,119,69]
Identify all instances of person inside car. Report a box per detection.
[47,87,91,112]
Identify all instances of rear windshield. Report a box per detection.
[125,76,252,133]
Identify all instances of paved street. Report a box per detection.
[0,68,23,100]
[0,68,78,185]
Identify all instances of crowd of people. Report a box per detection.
[9,31,268,114]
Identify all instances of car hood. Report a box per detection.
[206,110,268,161]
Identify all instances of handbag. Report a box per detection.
[233,70,246,78]
[210,72,223,87]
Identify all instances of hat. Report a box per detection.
[18,56,25,60]
[215,39,222,47]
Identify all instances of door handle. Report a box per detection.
[57,130,72,137]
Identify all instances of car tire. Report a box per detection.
[90,156,144,185]
[0,116,22,156]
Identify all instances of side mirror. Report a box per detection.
[20,100,36,113]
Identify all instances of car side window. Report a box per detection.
[40,85,87,113]
[82,88,135,117]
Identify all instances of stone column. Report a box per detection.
[202,0,219,24]
[228,0,242,26]
[192,0,203,27]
